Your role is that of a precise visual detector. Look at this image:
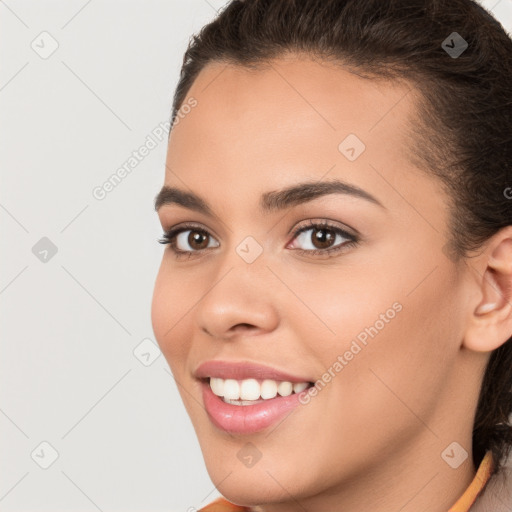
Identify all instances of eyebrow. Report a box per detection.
[154,179,385,216]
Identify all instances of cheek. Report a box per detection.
[150,261,192,367]
[322,268,461,446]
[296,253,460,434]
[285,262,402,366]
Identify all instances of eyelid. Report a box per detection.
[161,220,222,240]
[161,218,357,242]
[161,213,358,234]
[290,217,359,238]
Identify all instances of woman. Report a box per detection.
[151,0,512,510]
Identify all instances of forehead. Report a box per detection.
[175,54,416,134]
[164,55,439,220]
[168,54,419,164]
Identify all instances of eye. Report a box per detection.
[158,220,359,260]
[287,220,358,257]
[158,222,219,258]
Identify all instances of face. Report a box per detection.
[151,55,479,506]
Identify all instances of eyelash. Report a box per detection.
[157,220,359,260]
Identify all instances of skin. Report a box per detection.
[151,54,512,512]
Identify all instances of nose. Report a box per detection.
[195,259,280,342]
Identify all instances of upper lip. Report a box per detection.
[194,360,313,383]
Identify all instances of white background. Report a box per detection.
[1,1,511,511]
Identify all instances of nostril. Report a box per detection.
[231,323,257,333]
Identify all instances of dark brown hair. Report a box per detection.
[170,0,512,475]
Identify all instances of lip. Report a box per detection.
[195,360,313,434]
[200,380,307,434]
[194,360,313,383]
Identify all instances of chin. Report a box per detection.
[200,444,316,507]
[205,471,296,507]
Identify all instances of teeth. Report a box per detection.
[210,377,224,396]
[224,398,264,406]
[277,381,293,397]
[240,378,261,401]
[208,377,310,402]
[223,379,240,400]
[293,382,309,393]
[261,379,277,399]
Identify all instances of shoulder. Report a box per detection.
[470,450,512,512]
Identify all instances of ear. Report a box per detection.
[463,226,512,353]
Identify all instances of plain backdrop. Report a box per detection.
[1,1,511,511]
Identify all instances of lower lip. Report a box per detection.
[201,380,307,434]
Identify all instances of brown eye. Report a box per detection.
[310,227,336,249]
[188,230,210,250]
[288,221,358,256]
[176,229,219,251]
[158,225,220,254]
[158,221,358,259]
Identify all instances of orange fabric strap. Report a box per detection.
[448,450,494,512]
[199,497,248,511]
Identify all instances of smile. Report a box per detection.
[195,360,314,434]
[210,377,310,404]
